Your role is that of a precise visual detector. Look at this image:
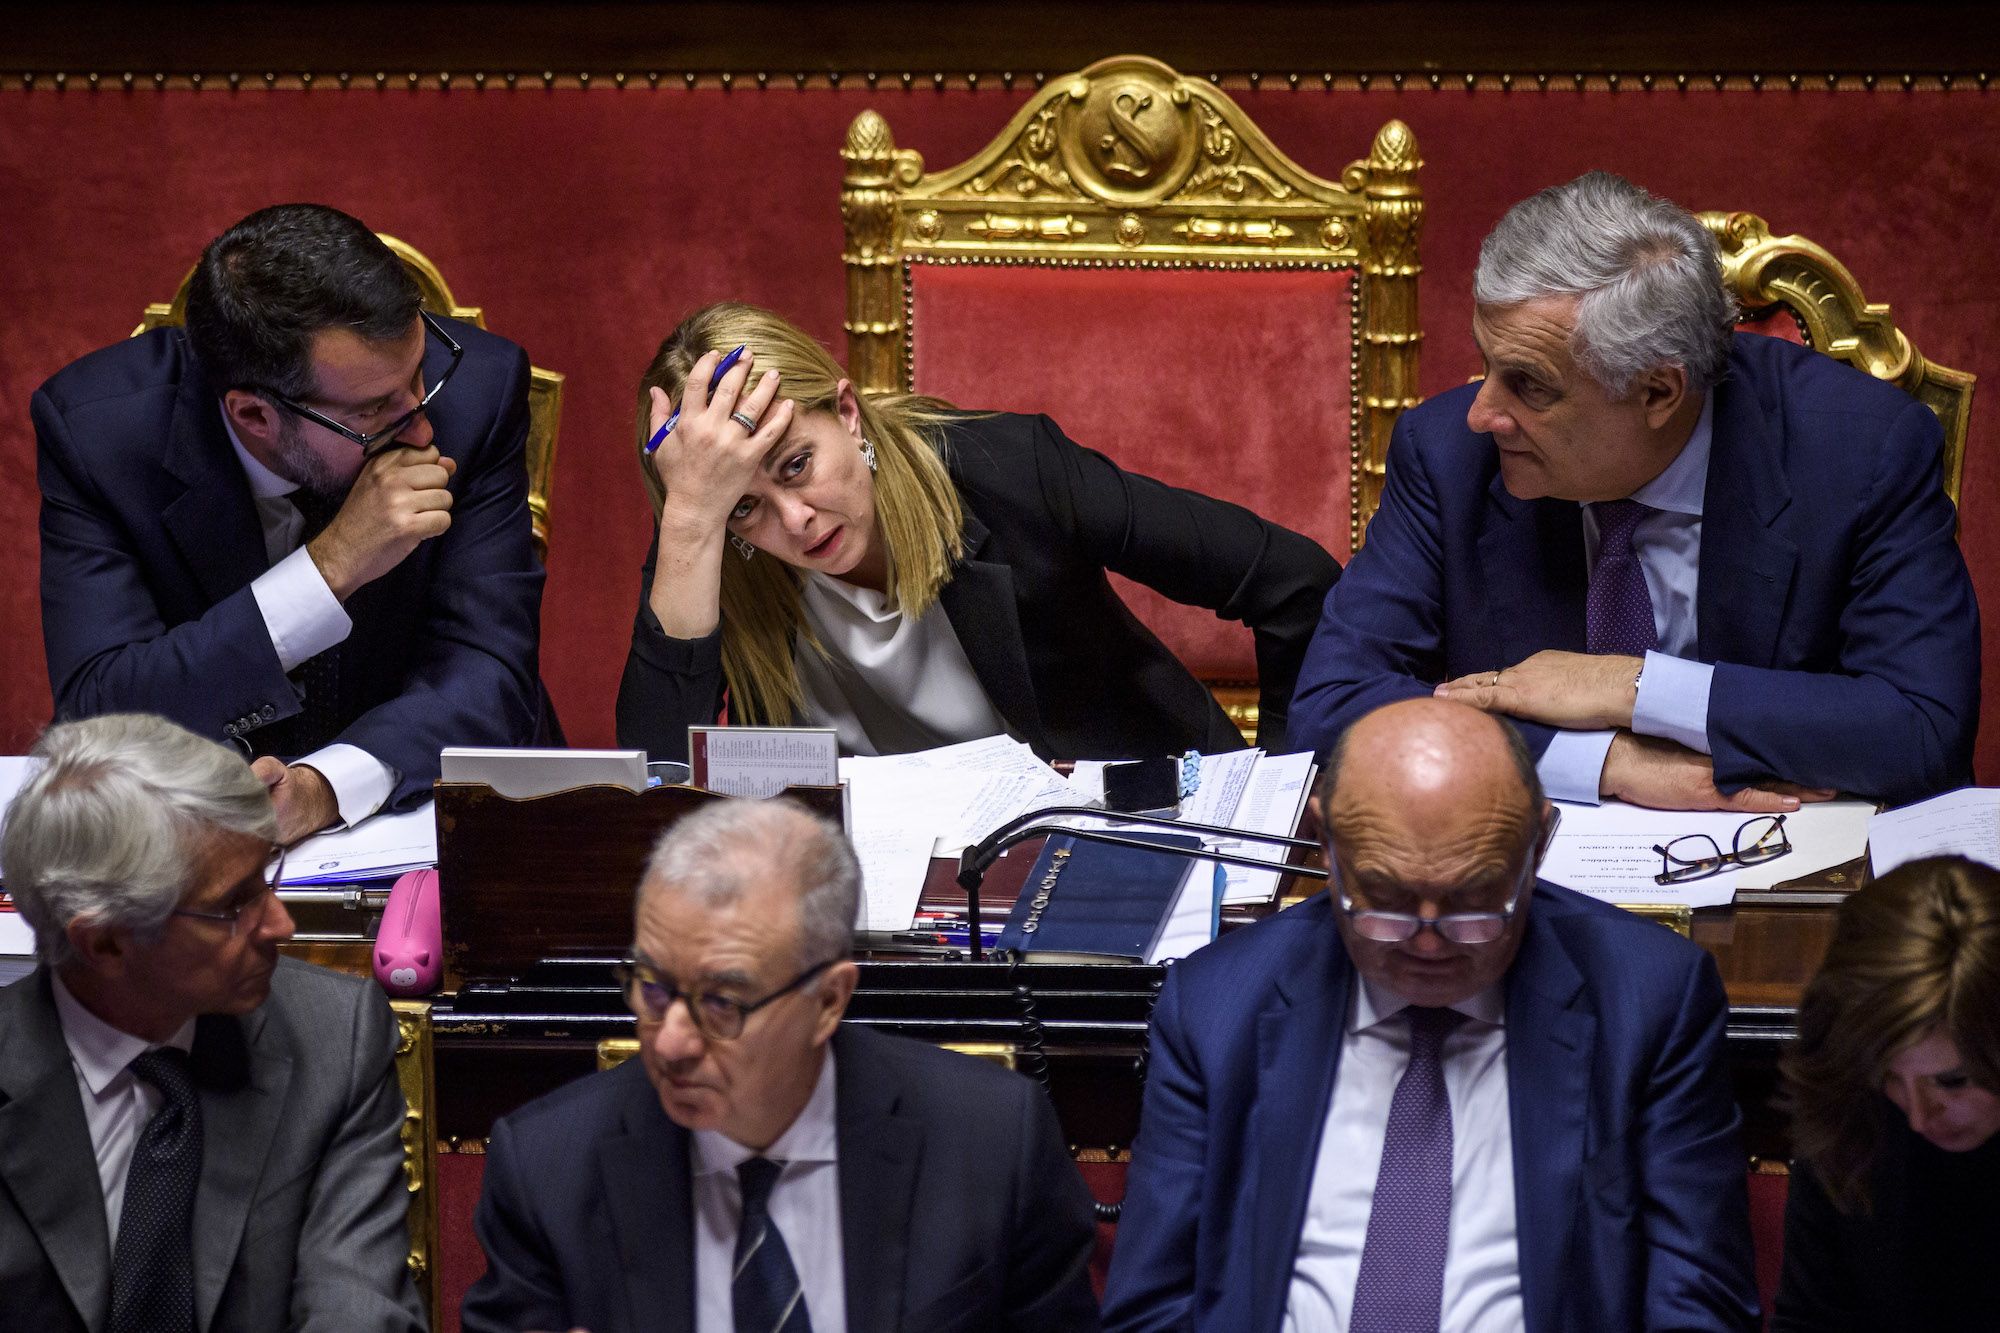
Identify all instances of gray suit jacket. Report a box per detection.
[0,957,425,1332]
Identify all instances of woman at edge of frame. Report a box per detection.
[614,301,1340,765]
[1772,853,2000,1332]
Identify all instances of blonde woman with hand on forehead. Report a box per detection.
[615,302,1339,764]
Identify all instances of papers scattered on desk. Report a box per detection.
[0,900,35,985]
[1540,798,1875,909]
[1869,787,2000,876]
[281,801,439,886]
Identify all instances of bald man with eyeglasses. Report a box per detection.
[1102,697,1759,1333]
[463,798,1100,1333]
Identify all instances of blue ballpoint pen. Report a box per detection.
[645,344,747,453]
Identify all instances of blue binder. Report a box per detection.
[994,830,1204,961]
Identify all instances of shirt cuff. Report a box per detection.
[1538,729,1617,805]
[251,546,352,673]
[295,744,398,828]
[1631,650,1715,755]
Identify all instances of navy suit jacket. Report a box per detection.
[462,1024,1101,1333]
[1290,334,1979,805]
[34,322,544,809]
[1100,887,1758,1333]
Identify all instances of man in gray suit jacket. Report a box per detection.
[0,713,423,1332]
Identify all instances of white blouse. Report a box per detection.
[795,570,1011,756]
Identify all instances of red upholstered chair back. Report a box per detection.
[1746,1161,1790,1329]
[842,55,1423,740]
[1703,210,1975,506]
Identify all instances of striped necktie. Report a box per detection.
[733,1156,812,1333]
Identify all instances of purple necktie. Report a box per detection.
[1349,1005,1464,1333]
[1586,498,1661,657]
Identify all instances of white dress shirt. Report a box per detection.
[51,973,196,1245]
[1539,390,1720,803]
[691,1049,847,1333]
[223,414,395,825]
[1283,978,1522,1333]
[796,568,1011,756]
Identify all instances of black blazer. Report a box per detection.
[461,1023,1102,1333]
[1774,1121,2000,1332]
[617,411,1339,762]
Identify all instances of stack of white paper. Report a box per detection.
[1869,787,2000,876]
[0,903,35,985]
[279,801,439,886]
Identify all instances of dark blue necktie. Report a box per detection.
[109,1047,201,1333]
[1349,1006,1465,1333]
[733,1157,812,1333]
[256,487,346,758]
[1586,498,1661,657]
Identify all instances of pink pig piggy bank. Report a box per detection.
[374,867,442,997]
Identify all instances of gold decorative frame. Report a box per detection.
[133,235,565,561]
[840,53,1423,556]
[1612,903,1695,937]
[1702,210,1975,505]
[389,999,441,1325]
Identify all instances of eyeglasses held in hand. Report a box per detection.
[1652,814,1791,885]
[613,955,837,1041]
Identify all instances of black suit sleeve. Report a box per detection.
[1000,1074,1102,1331]
[614,528,729,763]
[1021,415,1339,751]
[1771,1159,1866,1333]
[461,1114,572,1333]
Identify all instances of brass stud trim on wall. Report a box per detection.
[4,71,1990,93]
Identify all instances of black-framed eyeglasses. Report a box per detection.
[171,846,286,936]
[613,955,839,1041]
[1652,814,1790,885]
[1332,807,1556,946]
[251,309,464,457]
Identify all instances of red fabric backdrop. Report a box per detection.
[2,83,1995,778]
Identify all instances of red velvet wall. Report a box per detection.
[3,82,1996,779]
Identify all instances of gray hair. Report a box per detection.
[1473,171,1736,397]
[1,714,276,966]
[640,798,859,969]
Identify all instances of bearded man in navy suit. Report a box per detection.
[1290,172,1977,811]
[34,204,544,843]
[1102,698,1759,1332]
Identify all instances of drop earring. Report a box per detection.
[728,534,756,561]
[859,438,878,473]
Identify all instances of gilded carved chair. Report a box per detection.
[841,55,1423,742]
[135,235,565,561]
[389,999,442,1323]
[1702,210,1975,504]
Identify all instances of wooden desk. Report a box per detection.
[274,783,1843,1159]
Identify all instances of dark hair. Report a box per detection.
[183,203,421,400]
[1782,855,2000,1214]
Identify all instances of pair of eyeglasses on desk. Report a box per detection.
[1652,814,1791,885]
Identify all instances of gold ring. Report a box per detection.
[1491,672,1502,687]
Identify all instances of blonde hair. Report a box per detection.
[1781,855,2000,1213]
[636,303,966,725]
